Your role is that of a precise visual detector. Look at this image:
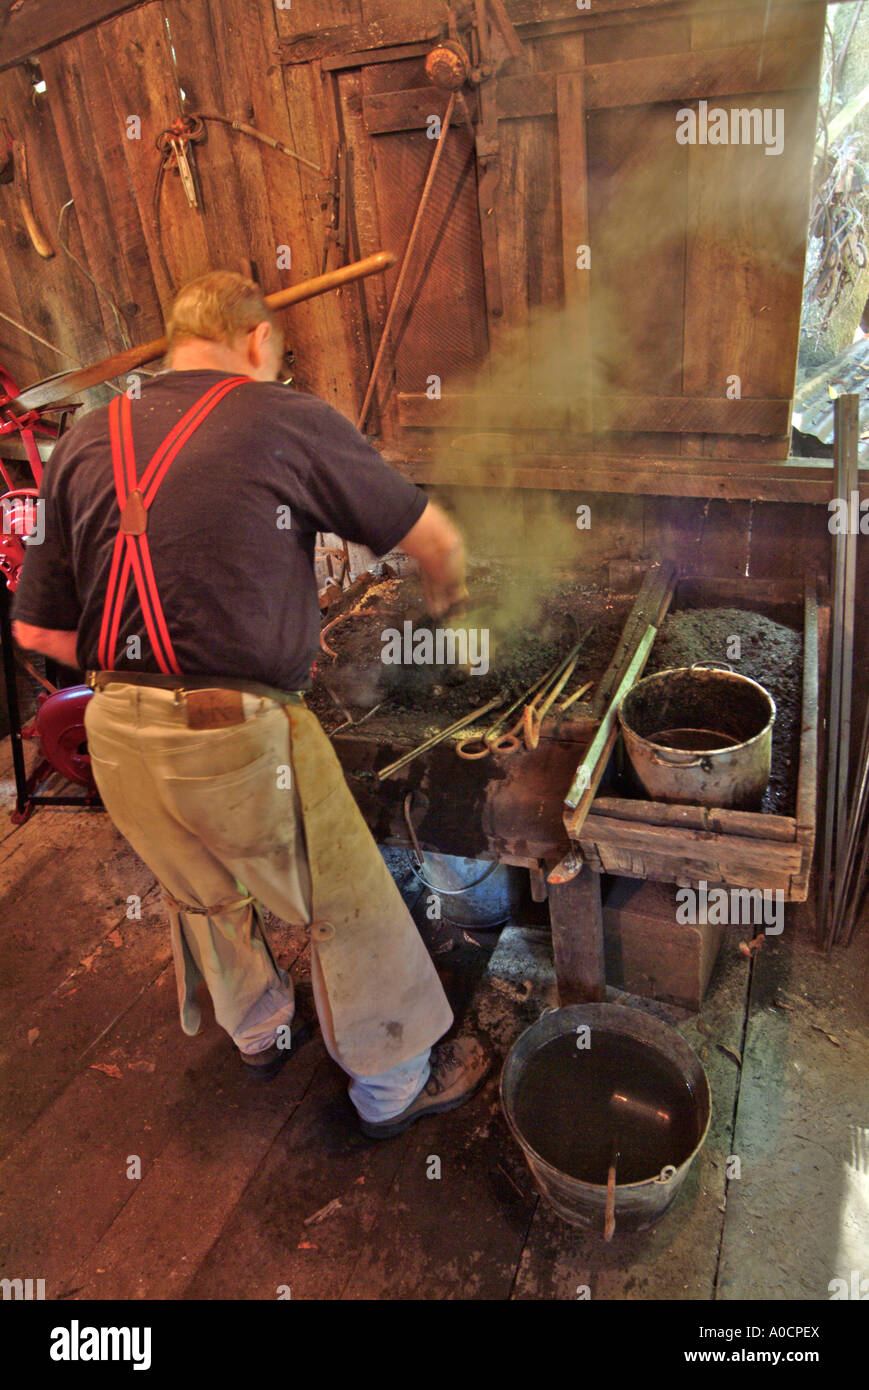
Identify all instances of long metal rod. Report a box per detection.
[831,394,860,933]
[196,112,323,174]
[357,93,457,432]
[377,691,505,780]
[817,401,849,944]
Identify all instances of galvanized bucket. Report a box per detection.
[501,1004,711,1233]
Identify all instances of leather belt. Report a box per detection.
[86,669,306,705]
[87,670,306,728]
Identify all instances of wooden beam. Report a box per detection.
[363,41,821,134]
[0,0,154,72]
[396,391,791,435]
[556,67,591,432]
[391,451,868,503]
[548,864,607,1004]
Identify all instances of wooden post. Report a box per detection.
[548,863,606,1004]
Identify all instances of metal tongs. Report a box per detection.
[456,639,591,760]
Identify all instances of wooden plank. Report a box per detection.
[276,0,446,64]
[583,37,821,107]
[334,67,393,428]
[578,816,804,874]
[362,41,821,135]
[556,67,590,425]
[161,0,272,283]
[359,63,489,420]
[682,80,823,452]
[0,0,154,72]
[589,796,799,842]
[0,63,122,393]
[278,0,835,64]
[39,11,192,318]
[397,392,590,431]
[322,42,433,72]
[548,863,606,1003]
[397,392,789,434]
[600,397,790,436]
[397,453,856,503]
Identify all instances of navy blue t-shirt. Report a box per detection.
[12,371,427,689]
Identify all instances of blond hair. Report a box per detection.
[165,270,283,354]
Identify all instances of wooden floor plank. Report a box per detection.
[0,812,156,1029]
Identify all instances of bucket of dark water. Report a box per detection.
[500,1004,711,1233]
[618,662,776,809]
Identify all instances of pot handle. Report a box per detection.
[691,660,734,673]
[654,1164,678,1185]
[650,751,714,771]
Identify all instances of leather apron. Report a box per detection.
[286,703,453,1076]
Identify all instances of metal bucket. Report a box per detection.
[501,1004,711,1233]
[399,849,525,929]
[618,661,776,810]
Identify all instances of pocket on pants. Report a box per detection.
[163,751,299,858]
[88,751,149,846]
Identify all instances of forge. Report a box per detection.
[308,557,823,1007]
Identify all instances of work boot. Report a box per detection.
[239,1015,313,1083]
[359,1037,491,1139]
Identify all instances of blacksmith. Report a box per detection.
[12,271,489,1138]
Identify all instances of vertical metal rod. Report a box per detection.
[357,92,457,432]
[832,396,860,918]
[0,585,29,816]
[817,400,849,943]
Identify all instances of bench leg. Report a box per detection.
[548,864,606,1004]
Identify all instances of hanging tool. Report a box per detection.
[6,251,398,415]
[1,125,54,257]
[154,115,206,211]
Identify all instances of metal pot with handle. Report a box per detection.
[617,661,776,810]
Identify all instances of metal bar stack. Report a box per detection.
[818,394,863,947]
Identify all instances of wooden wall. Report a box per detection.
[0,0,830,499]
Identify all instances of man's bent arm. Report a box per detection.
[397,501,467,620]
[12,621,80,670]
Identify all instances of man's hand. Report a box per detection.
[12,621,80,669]
[397,501,467,620]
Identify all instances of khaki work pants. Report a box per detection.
[83,682,451,1120]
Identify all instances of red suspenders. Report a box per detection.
[98,376,249,673]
